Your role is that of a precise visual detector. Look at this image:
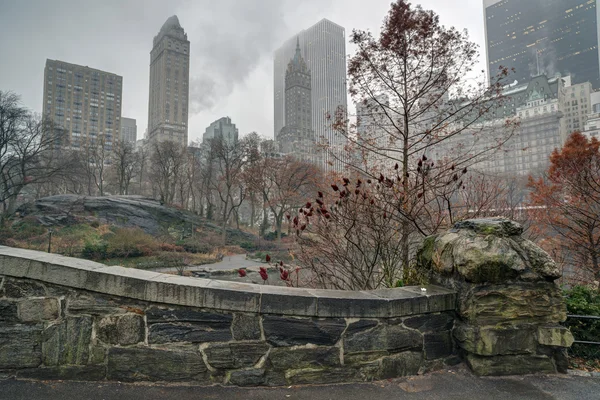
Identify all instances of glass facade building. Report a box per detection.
[484,0,600,88]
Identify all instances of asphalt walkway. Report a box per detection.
[153,254,263,273]
[1,366,599,400]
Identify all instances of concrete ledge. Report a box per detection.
[0,246,456,318]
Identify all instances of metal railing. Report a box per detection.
[565,315,600,360]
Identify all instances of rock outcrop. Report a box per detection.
[416,218,573,376]
[16,195,255,241]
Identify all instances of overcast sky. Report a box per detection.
[0,0,486,143]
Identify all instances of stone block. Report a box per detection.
[90,346,106,365]
[269,346,340,370]
[97,314,145,345]
[459,282,566,325]
[380,351,423,379]
[537,325,574,348]
[343,321,422,354]
[262,315,346,347]
[204,342,269,369]
[147,307,232,344]
[309,289,385,318]
[423,331,453,360]
[43,316,93,366]
[0,299,18,322]
[466,354,556,376]
[107,346,208,382]
[228,368,265,386]
[231,313,261,341]
[0,325,43,368]
[17,365,106,381]
[454,324,536,356]
[259,285,317,316]
[2,278,46,298]
[18,297,60,322]
[149,323,232,344]
[284,367,356,385]
[67,294,129,316]
[403,312,454,332]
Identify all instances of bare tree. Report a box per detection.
[110,141,139,195]
[0,91,70,220]
[149,140,187,205]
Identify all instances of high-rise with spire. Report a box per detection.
[277,38,316,162]
[274,19,347,170]
[147,15,190,147]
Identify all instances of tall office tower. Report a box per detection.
[147,15,190,147]
[484,0,600,88]
[120,117,137,145]
[355,95,392,172]
[203,117,239,146]
[42,59,122,151]
[277,38,316,163]
[274,19,347,170]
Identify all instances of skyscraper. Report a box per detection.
[42,59,122,151]
[278,38,316,163]
[274,19,347,170]
[147,15,190,147]
[483,0,600,88]
[203,117,239,146]
[120,117,137,145]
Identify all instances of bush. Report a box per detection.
[11,217,47,240]
[105,227,158,258]
[81,241,108,260]
[176,237,213,254]
[263,231,286,241]
[564,286,600,360]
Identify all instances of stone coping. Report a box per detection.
[0,246,456,318]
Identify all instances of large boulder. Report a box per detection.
[415,218,572,376]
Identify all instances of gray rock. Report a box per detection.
[43,316,93,366]
[0,299,18,322]
[454,323,536,356]
[18,298,60,322]
[262,315,346,347]
[403,312,454,332]
[231,313,261,341]
[107,346,208,382]
[97,314,145,345]
[147,307,233,344]
[17,365,106,381]
[2,278,46,298]
[204,342,269,369]
[466,354,556,376]
[423,331,453,360]
[380,351,423,379]
[19,195,256,240]
[284,367,356,385]
[453,218,524,237]
[67,294,129,316]
[269,346,340,370]
[343,322,422,354]
[149,323,232,344]
[228,368,265,386]
[0,325,43,368]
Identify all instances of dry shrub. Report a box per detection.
[106,227,158,258]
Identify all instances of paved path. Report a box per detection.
[1,367,599,400]
[153,254,263,273]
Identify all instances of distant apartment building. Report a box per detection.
[277,39,317,164]
[203,117,239,146]
[355,94,392,172]
[483,0,600,88]
[147,15,190,147]
[274,19,347,171]
[120,117,137,145]
[42,59,122,151]
[433,74,595,177]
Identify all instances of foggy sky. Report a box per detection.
[0,0,486,143]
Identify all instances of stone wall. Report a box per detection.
[415,218,574,376]
[0,246,457,386]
